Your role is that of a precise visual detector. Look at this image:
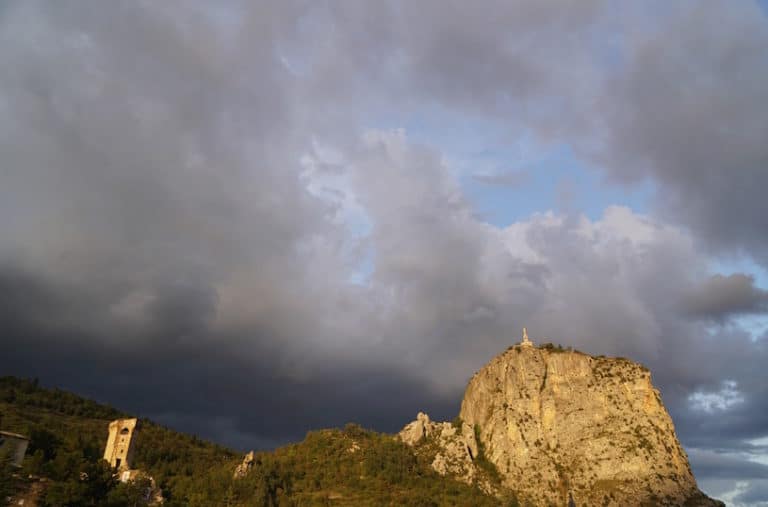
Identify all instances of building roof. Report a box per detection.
[0,430,30,440]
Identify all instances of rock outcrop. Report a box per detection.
[233,450,255,479]
[401,342,723,506]
[399,412,488,490]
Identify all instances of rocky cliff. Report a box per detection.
[399,412,492,492]
[400,342,723,507]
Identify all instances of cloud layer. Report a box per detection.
[1,1,767,503]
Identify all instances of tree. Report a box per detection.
[0,447,17,502]
[40,445,117,505]
[105,476,152,507]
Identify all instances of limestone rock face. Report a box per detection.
[399,412,432,446]
[233,450,255,479]
[458,345,722,506]
[398,412,488,492]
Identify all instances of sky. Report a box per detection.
[1,0,767,504]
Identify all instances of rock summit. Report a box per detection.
[400,336,722,506]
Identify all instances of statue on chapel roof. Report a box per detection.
[521,327,533,347]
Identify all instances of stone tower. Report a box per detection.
[103,418,138,470]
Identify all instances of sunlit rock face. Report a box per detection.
[459,344,722,506]
[398,411,488,491]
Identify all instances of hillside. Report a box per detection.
[2,339,726,506]
[0,376,237,505]
[0,376,497,506]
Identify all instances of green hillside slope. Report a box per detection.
[0,377,500,506]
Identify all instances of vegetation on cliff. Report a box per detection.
[1,376,497,506]
[229,423,499,506]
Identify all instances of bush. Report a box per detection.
[539,343,566,352]
[473,425,502,485]
[0,447,17,501]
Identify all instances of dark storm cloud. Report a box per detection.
[1,2,767,502]
[0,265,458,450]
[689,449,768,479]
[0,0,378,446]
[735,481,768,504]
[683,274,768,321]
[320,0,768,262]
[673,372,768,452]
[600,1,768,261]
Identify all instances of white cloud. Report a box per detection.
[689,380,746,413]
